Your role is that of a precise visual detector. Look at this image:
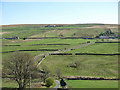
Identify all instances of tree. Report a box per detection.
[68,61,80,69]
[74,61,81,69]
[99,33,104,36]
[60,78,66,88]
[101,38,104,42]
[95,36,99,38]
[3,52,37,89]
[72,33,76,37]
[45,77,54,87]
[59,33,64,37]
[23,38,26,40]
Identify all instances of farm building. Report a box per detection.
[99,36,109,39]
[82,38,94,39]
[12,36,19,39]
[56,25,63,27]
[4,36,19,40]
[99,36,115,39]
[115,34,118,37]
[45,25,63,27]
[109,36,115,39]
[45,25,56,27]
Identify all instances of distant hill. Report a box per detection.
[2,24,118,38]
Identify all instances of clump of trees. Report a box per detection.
[99,28,114,36]
[2,52,38,89]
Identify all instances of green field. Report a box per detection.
[66,80,118,88]
[66,43,118,54]
[40,55,118,78]
[2,38,96,58]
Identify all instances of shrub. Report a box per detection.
[45,77,54,87]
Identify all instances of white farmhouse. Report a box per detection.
[99,36,109,39]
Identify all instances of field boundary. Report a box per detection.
[95,41,120,43]
[49,53,120,56]
[75,53,120,55]
[1,49,59,53]
[31,44,70,45]
[63,76,119,80]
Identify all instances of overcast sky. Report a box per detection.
[1,1,118,25]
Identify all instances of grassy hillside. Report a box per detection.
[1,24,119,88]
[2,38,118,78]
